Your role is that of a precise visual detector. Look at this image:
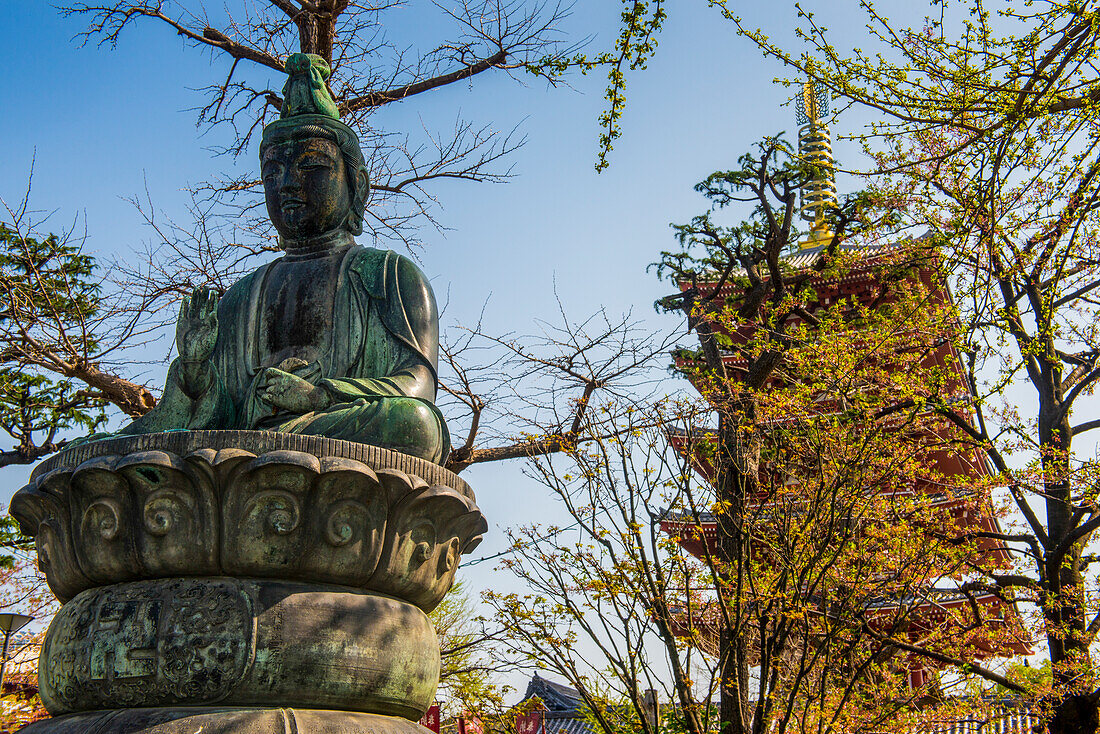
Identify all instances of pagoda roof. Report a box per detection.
[659,491,1012,568]
[677,234,936,294]
[523,673,585,713]
[663,588,1031,659]
[664,418,994,495]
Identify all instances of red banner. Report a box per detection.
[516,709,544,734]
[419,704,441,733]
[458,716,483,734]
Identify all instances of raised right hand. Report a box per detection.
[176,287,219,395]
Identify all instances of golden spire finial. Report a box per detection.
[795,79,838,250]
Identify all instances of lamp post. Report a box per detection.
[0,613,33,698]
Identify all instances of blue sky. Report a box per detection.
[0,1,883,644]
[0,8,823,501]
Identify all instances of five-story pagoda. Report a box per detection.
[658,82,1029,703]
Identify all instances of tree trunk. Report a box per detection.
[296,12,336,63]
[718,626,747,734]
[1049,693,1099,734]
[1040,392,1098,734]
[715,398,759,734]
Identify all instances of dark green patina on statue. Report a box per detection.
[120,53,450,464]
[12,52,486,734]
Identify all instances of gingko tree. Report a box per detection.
[579,3,1100,730]
[702,4,1100,732]
[489,137,1015,734]
[487,323,999,734]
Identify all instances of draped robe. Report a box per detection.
[122,246,450,464]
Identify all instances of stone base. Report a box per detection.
[12,430,485,612]
[19,707,434,734]
[39,578,439,718]
[10,431,489,727]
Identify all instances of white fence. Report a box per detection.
[918,705,1040,734]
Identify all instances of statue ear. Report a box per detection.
[343,164,369,236]
[437,536,461,576]
[356,167,370,201]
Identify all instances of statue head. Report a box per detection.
[260,54,370,241]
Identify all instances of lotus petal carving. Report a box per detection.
[11,431,486,612]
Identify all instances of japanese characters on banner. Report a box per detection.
[419,704,441,733]
[457,715,484,734]
[516,708,544,734]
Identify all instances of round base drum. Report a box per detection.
[18,706,435,734]
[38,578,439,718]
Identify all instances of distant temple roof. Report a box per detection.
[524,673,584,712]
[677,235,938,298]
[522,674,594,734]
[543,715,594,734]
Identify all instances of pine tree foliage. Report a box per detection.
[0,223,111,466]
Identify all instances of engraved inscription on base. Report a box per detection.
[40,578,254,713]
[90,599,159,681]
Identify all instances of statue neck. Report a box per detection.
[280,228,355,260]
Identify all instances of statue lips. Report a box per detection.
[278,196,309,229]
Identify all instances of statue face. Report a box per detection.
[262,138,351,240]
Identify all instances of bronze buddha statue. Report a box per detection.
[120,53,450,464]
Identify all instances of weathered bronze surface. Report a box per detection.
[39,578,439,716]
[12,432,485,609]
[107,53,450,465]
[12,53,486,733]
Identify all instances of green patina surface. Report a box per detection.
[104,53,450,465]
[39,578,438,717]
[15,55,477,734]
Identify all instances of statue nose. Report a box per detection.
[279,168,304,191]
[277,165,308,191]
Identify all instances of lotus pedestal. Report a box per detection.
[10,431,486,734]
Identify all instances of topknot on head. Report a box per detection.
[285,52,330,78]
[281,52,340,121]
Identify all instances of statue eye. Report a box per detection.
[262,162,283,181]
[299,157,333,170]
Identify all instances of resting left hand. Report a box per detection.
[258,367,331,414]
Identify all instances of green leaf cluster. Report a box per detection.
[0,223,108,462]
